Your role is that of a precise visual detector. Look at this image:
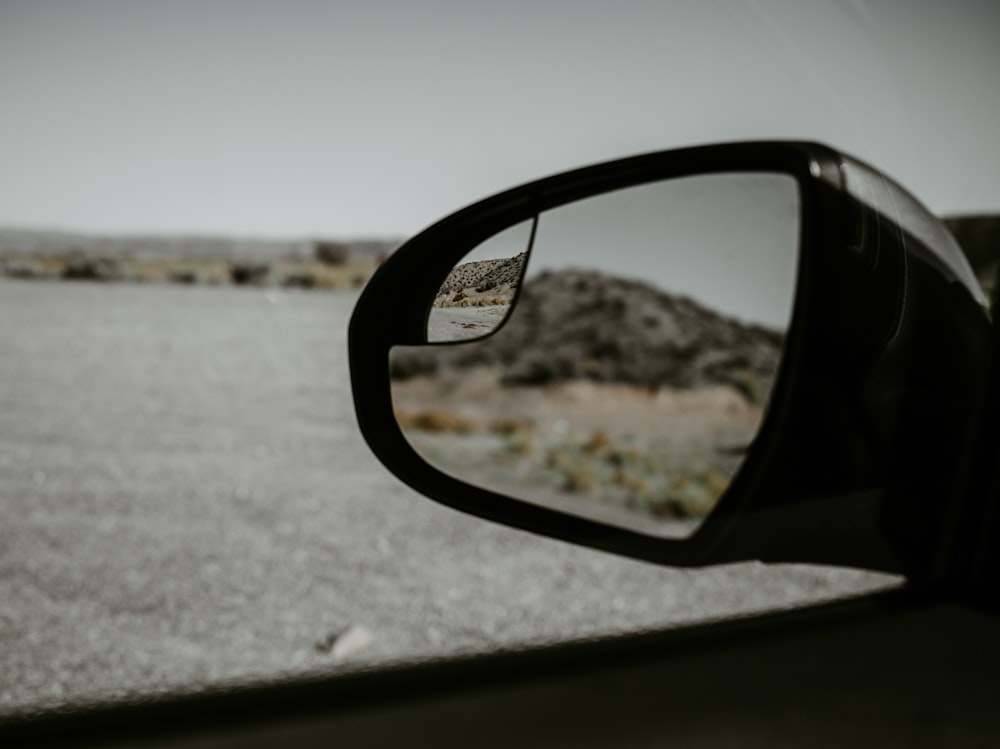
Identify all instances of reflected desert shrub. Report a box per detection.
[720,368,768,406]
[612,468,652,500]
[490,418,534,455]
[398,404,734,520]
[396,408,478,434]
[490,418,533,437]
[659,466,729,518]
[535,430,732,519]
[506,432,534,455]
[504,351,578,385]
[582,430,611,455]
[562,463,597,493]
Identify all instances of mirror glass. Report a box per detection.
[426,220,533,342]
[392,172,799,538]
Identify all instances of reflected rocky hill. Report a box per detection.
[396,267,785,405]
[434,252,527,304]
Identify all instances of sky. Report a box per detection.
[1,0,999,240]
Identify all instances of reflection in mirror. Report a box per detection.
[426,219,534,342]
[395,173,799,538]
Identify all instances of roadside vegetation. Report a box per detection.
[0,231,397,291]
[0,253,382,290]
[394,398,742,522]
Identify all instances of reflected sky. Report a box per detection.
[455,173,798,327]
[530,174,798,327]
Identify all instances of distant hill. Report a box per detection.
[0,227,400,263]
[396,268,784,402]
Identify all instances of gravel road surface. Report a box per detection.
[0,279,899,713]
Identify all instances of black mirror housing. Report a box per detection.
[349,141,991,576]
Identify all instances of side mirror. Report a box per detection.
[394,171,798,541]
[350,141,991,577]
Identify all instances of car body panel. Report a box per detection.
[5,588,999,748]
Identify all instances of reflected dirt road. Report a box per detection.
[427,304,511,342]
[0,280,898,713]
